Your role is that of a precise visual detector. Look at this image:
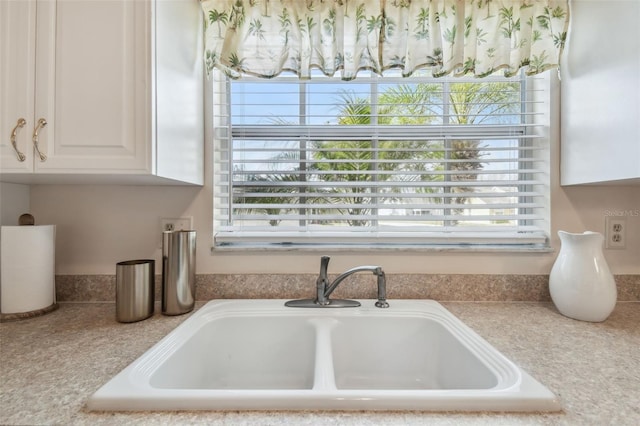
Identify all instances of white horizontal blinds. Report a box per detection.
[213,70,548,246]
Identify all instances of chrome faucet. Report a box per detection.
[285,256,389,308]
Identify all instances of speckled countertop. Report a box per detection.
[1,301,639,426]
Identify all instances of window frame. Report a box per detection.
[211,70,551,251]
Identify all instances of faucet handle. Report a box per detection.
[315,256,331,305]
[320,256,330,271]
[318,256,330,281]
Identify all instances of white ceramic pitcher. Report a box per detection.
[549,231,617,322]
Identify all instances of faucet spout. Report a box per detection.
[324,264,389,308]
[324,265,382,298]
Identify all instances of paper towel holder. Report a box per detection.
[0,224,58,322]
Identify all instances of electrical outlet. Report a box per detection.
[161,217,193,233]
[605,216,626,249]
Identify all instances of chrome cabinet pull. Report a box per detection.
[32,118,47,161]
[10,118,27,162]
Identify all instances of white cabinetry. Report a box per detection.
[1,0,37,174]
[560,0,640,185]
[0,0,203,185]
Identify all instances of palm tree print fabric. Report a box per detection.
[200,0,569,80]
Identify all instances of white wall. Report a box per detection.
[27,176,640,276]
[28,73,640,275]
[0,183,30,225]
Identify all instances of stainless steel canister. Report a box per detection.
[162,230,196,315]
[115,259,155,323]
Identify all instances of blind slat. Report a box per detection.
[230,124,540,138]
[232,203,544,210]
[229,180,545,188]
[217,191,545,199]
[231,169,543,176]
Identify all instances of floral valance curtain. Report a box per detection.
[199,0,569,80]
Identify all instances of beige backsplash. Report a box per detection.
[56,274,640,303]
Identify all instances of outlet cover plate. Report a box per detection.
[605,216,626,249]
[161,217,193,232]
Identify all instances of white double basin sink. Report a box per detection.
[88,299,560,411]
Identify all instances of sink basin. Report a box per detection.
[150,317,316,390]
[87,299,560,411]
[331,317,498,390]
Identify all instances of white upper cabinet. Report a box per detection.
[1,0,36,173]
[0,0,203,185]
[560,0,640,185]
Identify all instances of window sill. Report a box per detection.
[211,243,553,254]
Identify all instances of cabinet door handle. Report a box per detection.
[10,118,28,162]
[32,118,48,161]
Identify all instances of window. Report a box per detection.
[212,69,550,249]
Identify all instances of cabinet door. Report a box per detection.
[34,0,152,174]
[560,0,640,185]
[0,0,36,173]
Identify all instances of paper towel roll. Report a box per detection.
[1,225,56,314]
